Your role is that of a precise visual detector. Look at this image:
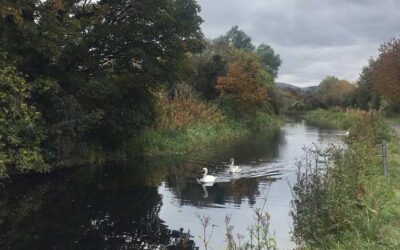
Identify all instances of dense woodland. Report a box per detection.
[1,0,399,178]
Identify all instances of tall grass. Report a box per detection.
[129,94,282,156]
[154,94,225,130]
[292,110,400,249]
[129,122,244,156]
[198,184,277,250]
[304,108,363,129]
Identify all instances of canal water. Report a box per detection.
[0,121,344,249]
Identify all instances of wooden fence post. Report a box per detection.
[381,140,388,177]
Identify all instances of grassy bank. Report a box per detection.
[77,97,283,165]
[292,110,400,249]
[129,113,282,156]
[304,108,357,129]
[124,94,283,157]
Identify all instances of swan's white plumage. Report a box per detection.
[228,158,241,173]
[199,168,216,183]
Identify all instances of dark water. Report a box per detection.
[0,121,344,250]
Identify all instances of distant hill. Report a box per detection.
[276,82,318,95]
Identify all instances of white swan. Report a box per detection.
[198,168,217,183]
[345,130,350,137]
[228,158,241,173]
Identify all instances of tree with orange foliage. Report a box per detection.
[216,60,269,118]
[372,38,400,106]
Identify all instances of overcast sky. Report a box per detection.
[197,0,400,87]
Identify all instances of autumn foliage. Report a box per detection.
[372,38,400,106]
[155,92,224,130]
[216,62,268,117]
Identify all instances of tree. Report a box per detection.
[214,27,281,79]
[190,41,229,100]
[0,66,49,177]
[0,0,204,174]
[316,76,355,108]
[256,44,281,78]
[372,38,400,106]
[215,25,255,51]
[192,54,226,100]
[60,0,205,145]
[351,60,381,110]
[216,51,271,118]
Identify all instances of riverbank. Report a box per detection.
[293,109,400,249]
[3,119,322,250]
[304,108,358,129]
[128,113,283,156]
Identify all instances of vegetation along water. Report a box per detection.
[1,1,400,249]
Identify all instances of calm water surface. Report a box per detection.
[0,121,344,249]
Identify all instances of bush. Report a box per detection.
[155,93,225,130]
[292,111,398,249]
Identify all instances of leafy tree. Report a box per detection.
[227,50,274,88]
[216,51,271,118]
[60,0,204,145]
[190,41,229,100]
[256,44,281,78]
[0,0,204,175]
[192,54,226,100]
[0,66,49,177]
[316,76,355,108]
[351,60,381,110]
[372,38,400,107]
[215,25,255,51]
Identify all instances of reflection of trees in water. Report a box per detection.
[160,130,283,207]
[0,170,196,249]
[168,178,277,207]
[117,129,283,209]
[0,129,285,249]
[222,130,282,164]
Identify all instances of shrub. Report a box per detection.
[155,92,225,130]
[292,111,396,249]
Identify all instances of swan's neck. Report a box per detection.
[203,169,208,179]
[230,160,234,167]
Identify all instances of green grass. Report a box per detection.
[129,113,282,156]
[129,122,242,156]
[304,108,355,129]
[329,137,400,250]
[293,110,400,249]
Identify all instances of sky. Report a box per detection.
[196,0,400,87]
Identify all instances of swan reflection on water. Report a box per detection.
[201,183,212,198]
[199,160,286,181]
[197,161,287,199]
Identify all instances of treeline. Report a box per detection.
[179,25,281,120]
[0,0,203,177]
[0,1,280,177]
[131,26,282,156]
[278,38,400,114]
[352,38,400,112]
